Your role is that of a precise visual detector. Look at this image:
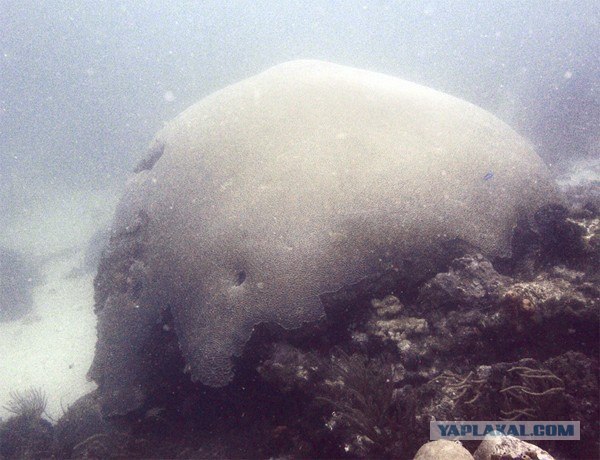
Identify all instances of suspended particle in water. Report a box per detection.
[164,90,176,102]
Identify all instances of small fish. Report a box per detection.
[483,171,494,181]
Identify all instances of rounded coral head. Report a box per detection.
[89,60,559,415]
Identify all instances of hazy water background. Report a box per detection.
[0,0,599,419]
[2,0,599,218]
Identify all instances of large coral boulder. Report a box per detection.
[89,60,559,415]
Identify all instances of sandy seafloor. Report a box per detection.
[0,187,118,421]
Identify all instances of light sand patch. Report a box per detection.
[0,252,97,421]
[0,188,118,421]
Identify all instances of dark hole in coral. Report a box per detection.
[235,270,247,286]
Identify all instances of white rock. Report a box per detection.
[415,440,474,460]
[474,434,554,460]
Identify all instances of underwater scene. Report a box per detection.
[1,1,599,459]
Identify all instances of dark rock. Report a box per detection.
[0,247,39,322]
[256,343,322,394]
[82,226,111,275]
[508,197,599,277]
[377,253,599,372]
[0,414,53,459]
[545,352,599,459]
[418,254,511,311]
[70,432,146,459]
[54,392,112,458]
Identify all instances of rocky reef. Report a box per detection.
[0,183,597,459]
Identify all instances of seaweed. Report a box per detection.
[0,388,53,459]
[428,369,488,407]
[316,349,403,458]
[500,365,565,421]
[3,387,48,420]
